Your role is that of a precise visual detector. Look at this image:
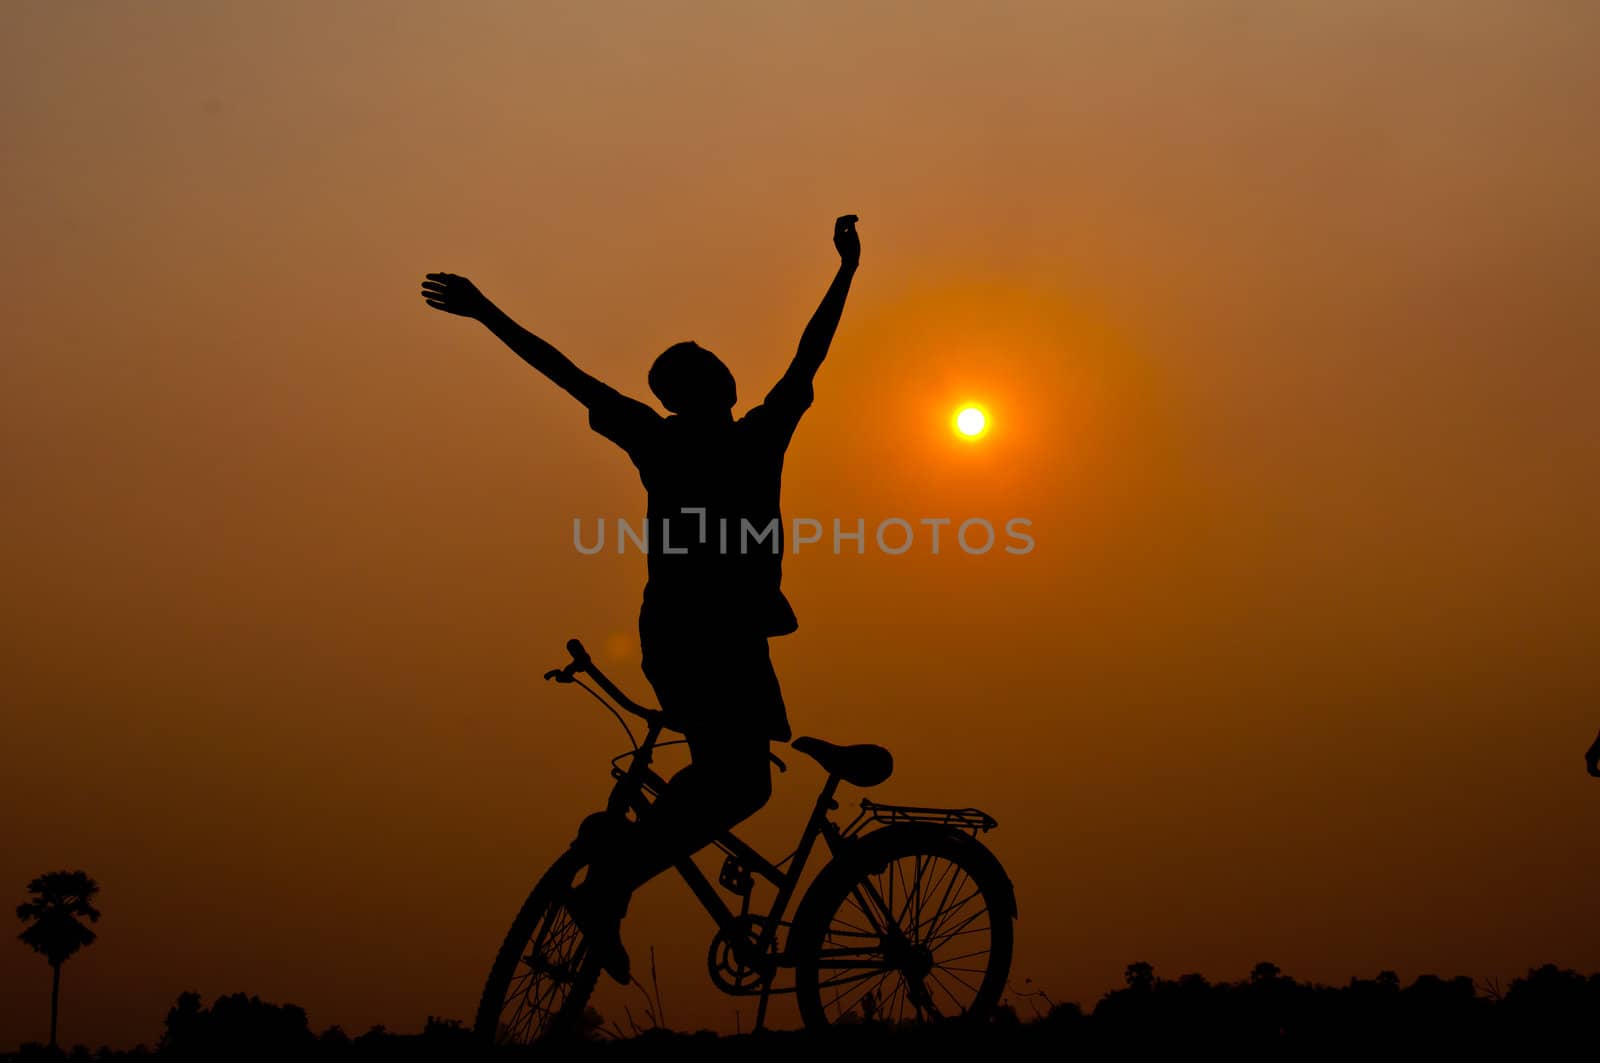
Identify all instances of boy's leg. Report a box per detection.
[621,630,783,885]
[571,628,782,982]
[619,728,773,889]
[568,730,772,983]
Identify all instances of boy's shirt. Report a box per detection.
[586,373,813,640]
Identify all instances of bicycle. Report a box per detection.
[473,638,1017,1046]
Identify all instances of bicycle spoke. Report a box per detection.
[815,930,887,945]
[816,965,892,990]
[907,969,945,1020]
[928,960,972,1005]
[912,855,961,928]
[493,899,591,1046]
[886,857,896,934]
[814,940,894,959]
[828,967,890,1010]
[856,863,910,939]
[921,923,992,945]
[922,870,975,943]
[925,901,989,952]
[910,853,924,944]
[883,973,909,1023]
[933,964,979,996]
[843,884,891,937]
[888,856,921,939]
[913,853,959,942]
[934,945,993,965]
[921,877,979,941]
[927,968,970,1014]
[827,911,875,937]
[834,966,897,1020]
[927,849,962,891]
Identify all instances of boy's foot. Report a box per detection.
[566,885,631,985]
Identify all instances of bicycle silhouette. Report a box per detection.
[474,639,1017,1045]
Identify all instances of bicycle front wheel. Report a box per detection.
[473,850,602,1047]
[792,826,1014,1028]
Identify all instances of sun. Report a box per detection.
[954,405,988,439]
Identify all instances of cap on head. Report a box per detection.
[649,342,736,416]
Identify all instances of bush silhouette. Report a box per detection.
[159,992,314,1060]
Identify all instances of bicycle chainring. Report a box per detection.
[706,916,771,995]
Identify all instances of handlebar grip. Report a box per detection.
[566,638,592,669]
[550,636,662,727]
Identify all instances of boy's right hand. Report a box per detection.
[421,272,492,319]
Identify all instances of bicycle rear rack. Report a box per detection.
[849,799,998,836]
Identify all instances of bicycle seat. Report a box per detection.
[790,736,894,788]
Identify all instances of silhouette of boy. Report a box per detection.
[421,215,861,981]
[1587,728,1600,778]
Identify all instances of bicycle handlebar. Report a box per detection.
[543,637,789,772]
[544,637,666,726]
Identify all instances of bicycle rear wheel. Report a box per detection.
[473,850,602,1047]
[792,826,1014,1028]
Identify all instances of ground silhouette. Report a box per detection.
[7,961,1598,1060]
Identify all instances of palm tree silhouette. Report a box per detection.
[16,870,101,1050]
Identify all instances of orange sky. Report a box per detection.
[3,1,1598,1049]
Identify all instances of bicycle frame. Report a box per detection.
[603,717,846,985]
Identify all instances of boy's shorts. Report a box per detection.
[639,623,792,743]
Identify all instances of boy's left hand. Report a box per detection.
[833,215,860,268]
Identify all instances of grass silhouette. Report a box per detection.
[6,961,1597,1060]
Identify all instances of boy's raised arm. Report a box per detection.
[421,272,613,409]
[768,215,860,405]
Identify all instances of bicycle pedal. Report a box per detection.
[718,856,754,896]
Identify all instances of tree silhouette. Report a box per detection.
[15,870,101,1049]
[1250,961,1282,984]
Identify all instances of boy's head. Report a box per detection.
[649,342,736,416]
